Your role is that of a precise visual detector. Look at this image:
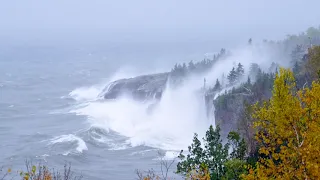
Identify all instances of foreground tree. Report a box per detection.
[238,101,256,156]
[177,126,229,179]
[227,131,246,160]
[177,126,248,180]
[0,161,83,180]
[223,159,247,180]
[244,68,320,179]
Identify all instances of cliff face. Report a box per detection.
[211,80,273,139]
[102,72,169,101]
[212,93,253,138]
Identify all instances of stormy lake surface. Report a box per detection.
[0,42,216,179]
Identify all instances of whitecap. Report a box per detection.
[107,141,130,151]
[69,86,102,101]
[130,149,156,156]
[49,134,88,153]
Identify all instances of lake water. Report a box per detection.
[0,42,216,179]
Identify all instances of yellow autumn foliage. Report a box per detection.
[186,166,210,180]
[243,68,320,179]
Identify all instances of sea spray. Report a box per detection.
[69,45,289,151]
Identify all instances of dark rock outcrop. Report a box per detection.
[102,72,169,101]
[213,93,252,139]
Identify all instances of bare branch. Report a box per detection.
[158,151,176,180]
[135,151,177,180]
[135,169,144,180]
[303,81,308,90]
[0,169,8,180]
[293,125,305,148]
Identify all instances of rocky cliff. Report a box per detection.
[101,71,272,140]
[212,93,252,138]
[102,72,169,101]
[101,72,253,137]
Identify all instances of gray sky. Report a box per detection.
[1,0,320,45]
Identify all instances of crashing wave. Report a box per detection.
[48,134,88,154]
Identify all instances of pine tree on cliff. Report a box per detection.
[247,76,251,85]
[248,38,252,45]
[249,63,262,81]
[290,44,305,64]
[173,63,178,71]
[268,62,279,73]
[220,48,226,56]
[221,73,226,87]
[249,63,260,75]
[188,60,196,72]
[182,63,187,75]
[228,67,237,85]
[182,63,187,70]
[213,79,222,91]
[236,63,245,81]
[292,61,300,75]
[172,63,180,74]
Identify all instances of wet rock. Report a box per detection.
[103,72,169,101]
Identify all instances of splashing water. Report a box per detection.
[70,77,212,151]
[69,45,290,151]
[48,134,88,155]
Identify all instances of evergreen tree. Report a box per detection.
[219,48,226,58]
[177,133,204,176]
[227,131,246,160]
[223,159,247,180]
[249,63,262,81]
[236,63,244,81]
[213,54,217,61]
[188,60,196,72]
[203,126,229,179]
[177,126,229,180]
[172,63,178,72]
[247,76,251,85]
[182,63,187,70]
[305,46,320,79]
[182,63,187,75]
[268,62,278,73]
[290,44,305,65]
[213,79,221,91]
[228,67,237,85]
[221,73,226,87]
[292,61,300,75]
[249,63,260,75]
